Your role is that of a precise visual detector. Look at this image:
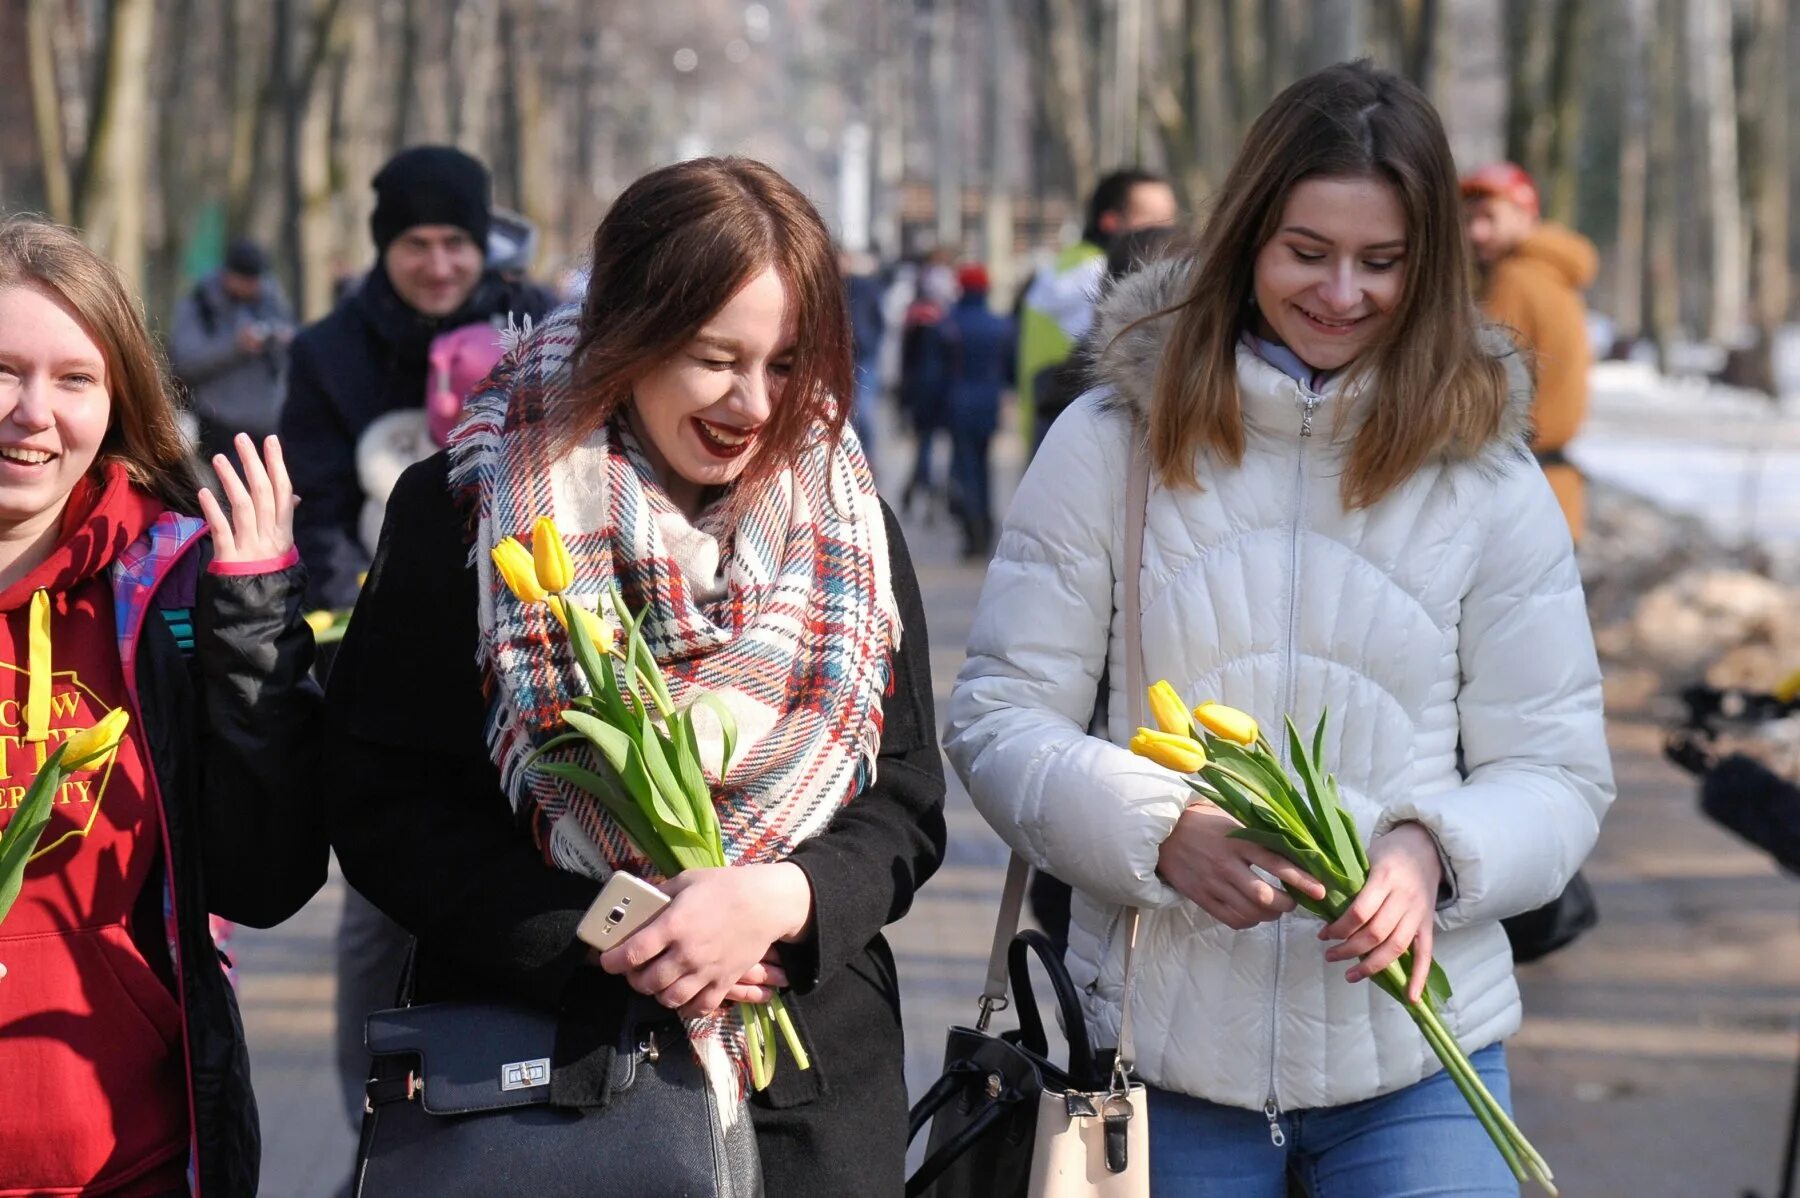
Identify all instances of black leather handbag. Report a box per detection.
[353,968,762,1197]
[1501,871,1599,964]
[905,855,1147,1198]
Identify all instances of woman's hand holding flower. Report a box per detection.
[1157,802,1326,930]
[1319,821,1441,1003]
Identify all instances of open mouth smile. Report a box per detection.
[691,418,760,461]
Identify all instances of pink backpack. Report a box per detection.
[426,322,509,445]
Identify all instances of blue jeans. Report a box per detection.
[1148,1043,1517,1197]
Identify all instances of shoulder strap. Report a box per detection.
[978,427,1152,1077]
[1114,431,1150,1082]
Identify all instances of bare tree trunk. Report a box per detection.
[75,0,156,290]
[1612,0,1650,346]
[1692,0,1746,344]
[984,0,1015,305]
[25,0,72,224]
[391,0,421,150]
[1542,0,1586,224]
[1306,0,1364,70]
[1044,0,1097,204]
[1142,0,1207,208]
[1399,0,1442,94]
[1502,0,1549,172]
[1645,0,1681,363]
[930,0,961,252]
[151,0,202,323]
[1750,0,1789,356]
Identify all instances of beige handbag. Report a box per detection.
[907,435,1155,1198]
[1025,430,1156,1198]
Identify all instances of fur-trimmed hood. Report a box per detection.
[1083,257,1536,471]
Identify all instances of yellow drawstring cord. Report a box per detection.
[24,589,50,743]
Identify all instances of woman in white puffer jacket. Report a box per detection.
[945,63,1613,1196]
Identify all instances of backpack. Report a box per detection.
[425,322,509,446]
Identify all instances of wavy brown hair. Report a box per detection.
[0,217,199,515]
[560,158,852,493]
[1149,61,1508,509]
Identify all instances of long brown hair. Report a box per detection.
[0,217,200,515]
[561,158,852,494]
[1151,61,1508,508]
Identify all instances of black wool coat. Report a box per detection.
[323,454,947,1196]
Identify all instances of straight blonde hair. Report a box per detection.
[1150,62,1508,509]
[0,217,199,514]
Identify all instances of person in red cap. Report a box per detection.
[939,262,1014,558]
[1461,162,1599,539]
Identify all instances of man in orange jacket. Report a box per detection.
[1462,162,1599,540]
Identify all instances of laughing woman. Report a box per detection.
[325,157,945,1194]
[947,63,1613,1196]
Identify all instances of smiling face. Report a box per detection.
[1251,175,1408,373]
[382,224,484,317]
[627,267,794,515]
[0,285,112,537]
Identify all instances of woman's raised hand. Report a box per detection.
[198,433,298,564]
[1157,801,1327,930]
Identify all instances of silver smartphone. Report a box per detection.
[576,873,671,952]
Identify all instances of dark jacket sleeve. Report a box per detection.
[280,332,372,611]
[192,556,329,926]
[778,502,947,993]
[322,455,602,1007]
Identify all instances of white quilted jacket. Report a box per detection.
[944,262,1614,1118]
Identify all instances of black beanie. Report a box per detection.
[369,146,492,256]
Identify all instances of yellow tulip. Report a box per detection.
[1129,727,1208,773]
[532,516,575,594]
[551,596,616,652]
[62,708,129,767]
[1776,667,1800,704]
[1147,680,1194,737]
[1193,702,1259,746]
[304,610,338,635]
[492,537,548,604]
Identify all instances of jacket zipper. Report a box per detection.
[1263,383,1321,1148]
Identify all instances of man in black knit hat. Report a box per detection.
[279,147,552,1149]
[279,145,552,612]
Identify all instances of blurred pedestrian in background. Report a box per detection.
[843,248,888,458]
[1462,162,1599,542]
[898,256,958,517]
[279,145,551,615]
[1017,167,1177,451]
[938,262,1014,559]
[168,236,293,465]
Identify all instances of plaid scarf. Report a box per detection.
[448,307,900,1099]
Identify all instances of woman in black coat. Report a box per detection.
[325,157,946,1196]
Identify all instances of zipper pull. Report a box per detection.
[1263,1096,1287,1147]
[1300,396,1319,439]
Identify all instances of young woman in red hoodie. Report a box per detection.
[0,218,325,1196]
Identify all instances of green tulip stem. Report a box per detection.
[770,993,811,1071]
[741,1002,771,1091]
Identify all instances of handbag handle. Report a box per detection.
[975,428,1152,1076]
[1007,929,1100,1088]
[904,1091,1014,1198]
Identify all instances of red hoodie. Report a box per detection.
[0,464,188,1196]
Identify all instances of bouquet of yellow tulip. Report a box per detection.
[1132,681,1557,1195]
[492,518,809,1090]
[0,710,132,943]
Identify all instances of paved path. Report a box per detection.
[234,414,1800,1196]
